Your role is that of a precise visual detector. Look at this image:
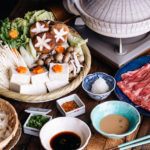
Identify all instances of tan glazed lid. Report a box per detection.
[73,0,150,38]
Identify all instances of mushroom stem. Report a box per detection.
[70,60,77,76]
[73,52,82,73]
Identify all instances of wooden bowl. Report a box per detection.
[0,99,19,149]
[0,28,91,103]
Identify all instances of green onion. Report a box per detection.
[27,115,49,129]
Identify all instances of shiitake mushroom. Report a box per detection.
[39,53,49,60]
[32,32,56,53]
[30,21,49,38]
[36,59,44,66]
[55,53,64,63]
[50,55,54,61]
[45,57,52,66]
[67,46,74,52]
[51,23,69,44]
[63,52,71,63]
[68,63,74,73]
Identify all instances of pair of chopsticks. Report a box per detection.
[109,135,150,150]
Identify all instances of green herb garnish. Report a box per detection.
[0,18,29,49]
[0,10,55,49]
[27,115,49,129]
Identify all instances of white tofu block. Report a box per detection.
[31,72,49,85]
[20,84,47,95]
[10,68,30,84]
[9,82,21,92]
[46,80,69,92]
[49,63,69,81]
[9,82,47,95]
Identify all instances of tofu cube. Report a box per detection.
[9,82,47,95]
[10,67,30,84]
[20,84,47,95]
[49,63,69,81]
[31,71,49,85]
[9,82,21,92]
[46,80,69,92]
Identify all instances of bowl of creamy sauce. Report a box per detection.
[91,101,141,139]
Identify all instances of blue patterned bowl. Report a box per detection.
[82,72,116,101]
[91,101,141,139]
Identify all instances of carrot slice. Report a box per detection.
[9,29,19,39]
[52,64,63,73]
[32,66,45,74]
[16,66,27,74]
[55,46,65,53]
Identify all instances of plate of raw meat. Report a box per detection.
[115,56,150,116]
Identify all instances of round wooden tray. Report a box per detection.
[4,123,22,150]
[0,28,91,103]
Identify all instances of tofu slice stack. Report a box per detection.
[9,63,69,95]
[9,67,47,95]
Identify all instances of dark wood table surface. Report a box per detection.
[2,0,149,149]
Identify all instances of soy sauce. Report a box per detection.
[50,131,81,150]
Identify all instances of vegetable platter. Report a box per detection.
[0,10,91,103]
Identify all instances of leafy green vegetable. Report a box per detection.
[27,115,49,129]
[0,18,29,49]
[68,33,87,47]
[24,11,35,22]
[19,46,34,68]
[68,33,87,55]
[28,39,37,58]
[0,10,55,49]
[24,10,55,24]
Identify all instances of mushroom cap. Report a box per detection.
[30,21,49,38]
[32,32,56,54]
[51,23,70,44]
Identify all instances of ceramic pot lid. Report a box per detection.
[81,0,150,24]
[75,0,150,38]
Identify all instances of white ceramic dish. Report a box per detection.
[56,94,85,117]
[40,117,91,150]
[23,113,52,136]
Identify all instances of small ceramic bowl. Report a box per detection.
[40,117,91,150]
[56,94,85,117]
[23,113,52,137]
[82,72,116,101]
[91,101,141,139]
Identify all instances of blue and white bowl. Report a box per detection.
[82,72,116,101]
[91,101,141,139]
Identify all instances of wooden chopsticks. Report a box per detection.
[107,135,150,150]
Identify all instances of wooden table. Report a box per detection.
[2,0,150,149]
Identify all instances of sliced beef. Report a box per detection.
[117,63,150,111]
